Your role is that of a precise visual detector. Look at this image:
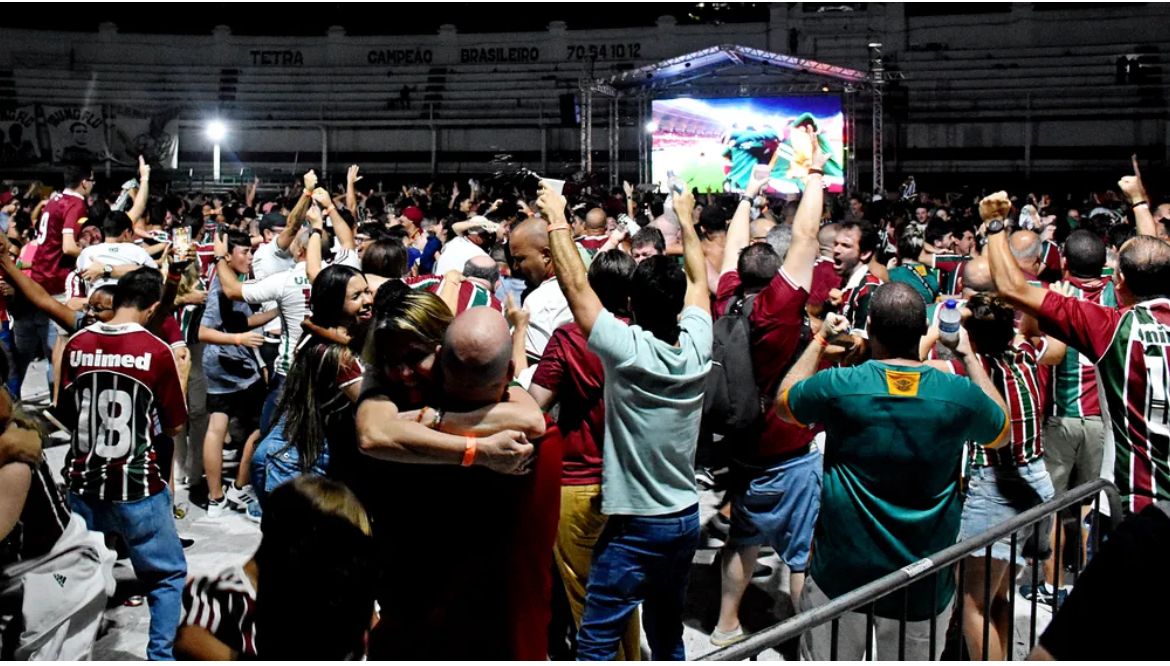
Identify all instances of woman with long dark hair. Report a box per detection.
[175,475,377,660]
[253,265,373,495]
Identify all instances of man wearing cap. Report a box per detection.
[400,205,441,275]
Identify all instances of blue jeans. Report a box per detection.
[0,321,19,396]
[960,458,1055,564]
[12,308,56,395]
[259,372,285,436]
[70,490,187,661]
[576,505,700,661]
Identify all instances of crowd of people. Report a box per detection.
[0,131,1168,661]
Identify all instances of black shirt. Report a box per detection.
[1040,503,1170,660]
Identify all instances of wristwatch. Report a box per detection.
[213,255,227,263]
[985,219,1006,235]
[102,264,112,277]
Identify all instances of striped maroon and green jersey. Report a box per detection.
[839,268,883,332]
[970,339,1048,468]
[404,275,503,314]
[181,565,258,658]
[61,322,188,502]
[1038,293,1170,514]
[1051,277,1118,418]
[931,253,969,296]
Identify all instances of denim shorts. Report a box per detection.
[959,458,1055,563]
[727,448,823,572]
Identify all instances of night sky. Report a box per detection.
[2,3,770,36]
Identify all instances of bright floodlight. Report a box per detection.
[644,120,659,133]
[206,120,227,142]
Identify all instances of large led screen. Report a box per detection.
[650,96,845,194]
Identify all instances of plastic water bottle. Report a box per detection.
[939,299,962,347]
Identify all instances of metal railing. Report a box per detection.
[701,478,1119,661]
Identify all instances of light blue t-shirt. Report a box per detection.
[588,306,713,516]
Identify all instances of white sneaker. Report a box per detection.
[225,483,258,512]
[206,497,229,519]
[710,625,746,647]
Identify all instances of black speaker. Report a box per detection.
[559,92,578,127]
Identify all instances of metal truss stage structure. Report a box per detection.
[580,43,900,196]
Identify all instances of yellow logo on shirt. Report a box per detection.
[885,370,920,397]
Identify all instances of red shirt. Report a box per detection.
[808,256,841,313]
[156,316,186,348]
[31,190,85,295]
[61,322,188,501]
[721,268,818,459]
[531,321,617,485]
[714,271,741,319]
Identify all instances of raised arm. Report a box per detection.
[721,170,769,275]
[0,239,75,330]
[673,188,710,314]
[305,207,325,281]
[984,191,1049,317]
[345,165,361,217]
[1120,155,1157,238]
[280,170,317,250]
[452,219,500,236]
[538,182,604,337]
[246,176,259,209]
[212,232,246,302]
[784,128,830,291]
[315,187,354,250]
[126,156,151,225]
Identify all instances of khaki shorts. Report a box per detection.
[1043,416,1105,493]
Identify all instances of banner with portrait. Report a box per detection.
[0,106,42,165]
[42,105,109,165]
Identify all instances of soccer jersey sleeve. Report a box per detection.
[751,268,808,331]
[714,271,742,319]
[240,271,286,306]
[779,368,837,428]
[1037,290,1121,362]
[335,353,365,391]
[62,200,83,236]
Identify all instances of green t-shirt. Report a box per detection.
[888,262,940,306]
[786,361,1007,620]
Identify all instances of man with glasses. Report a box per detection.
[20,162,92,397]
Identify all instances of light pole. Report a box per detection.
[206,120,227,182]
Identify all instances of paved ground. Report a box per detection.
[28,359,1054,660]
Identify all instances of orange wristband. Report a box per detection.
[816,335,829,348]
[461,436,477,467]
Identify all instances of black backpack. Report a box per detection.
[702,293,763,436]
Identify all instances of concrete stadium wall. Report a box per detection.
[1,3,1168,191]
